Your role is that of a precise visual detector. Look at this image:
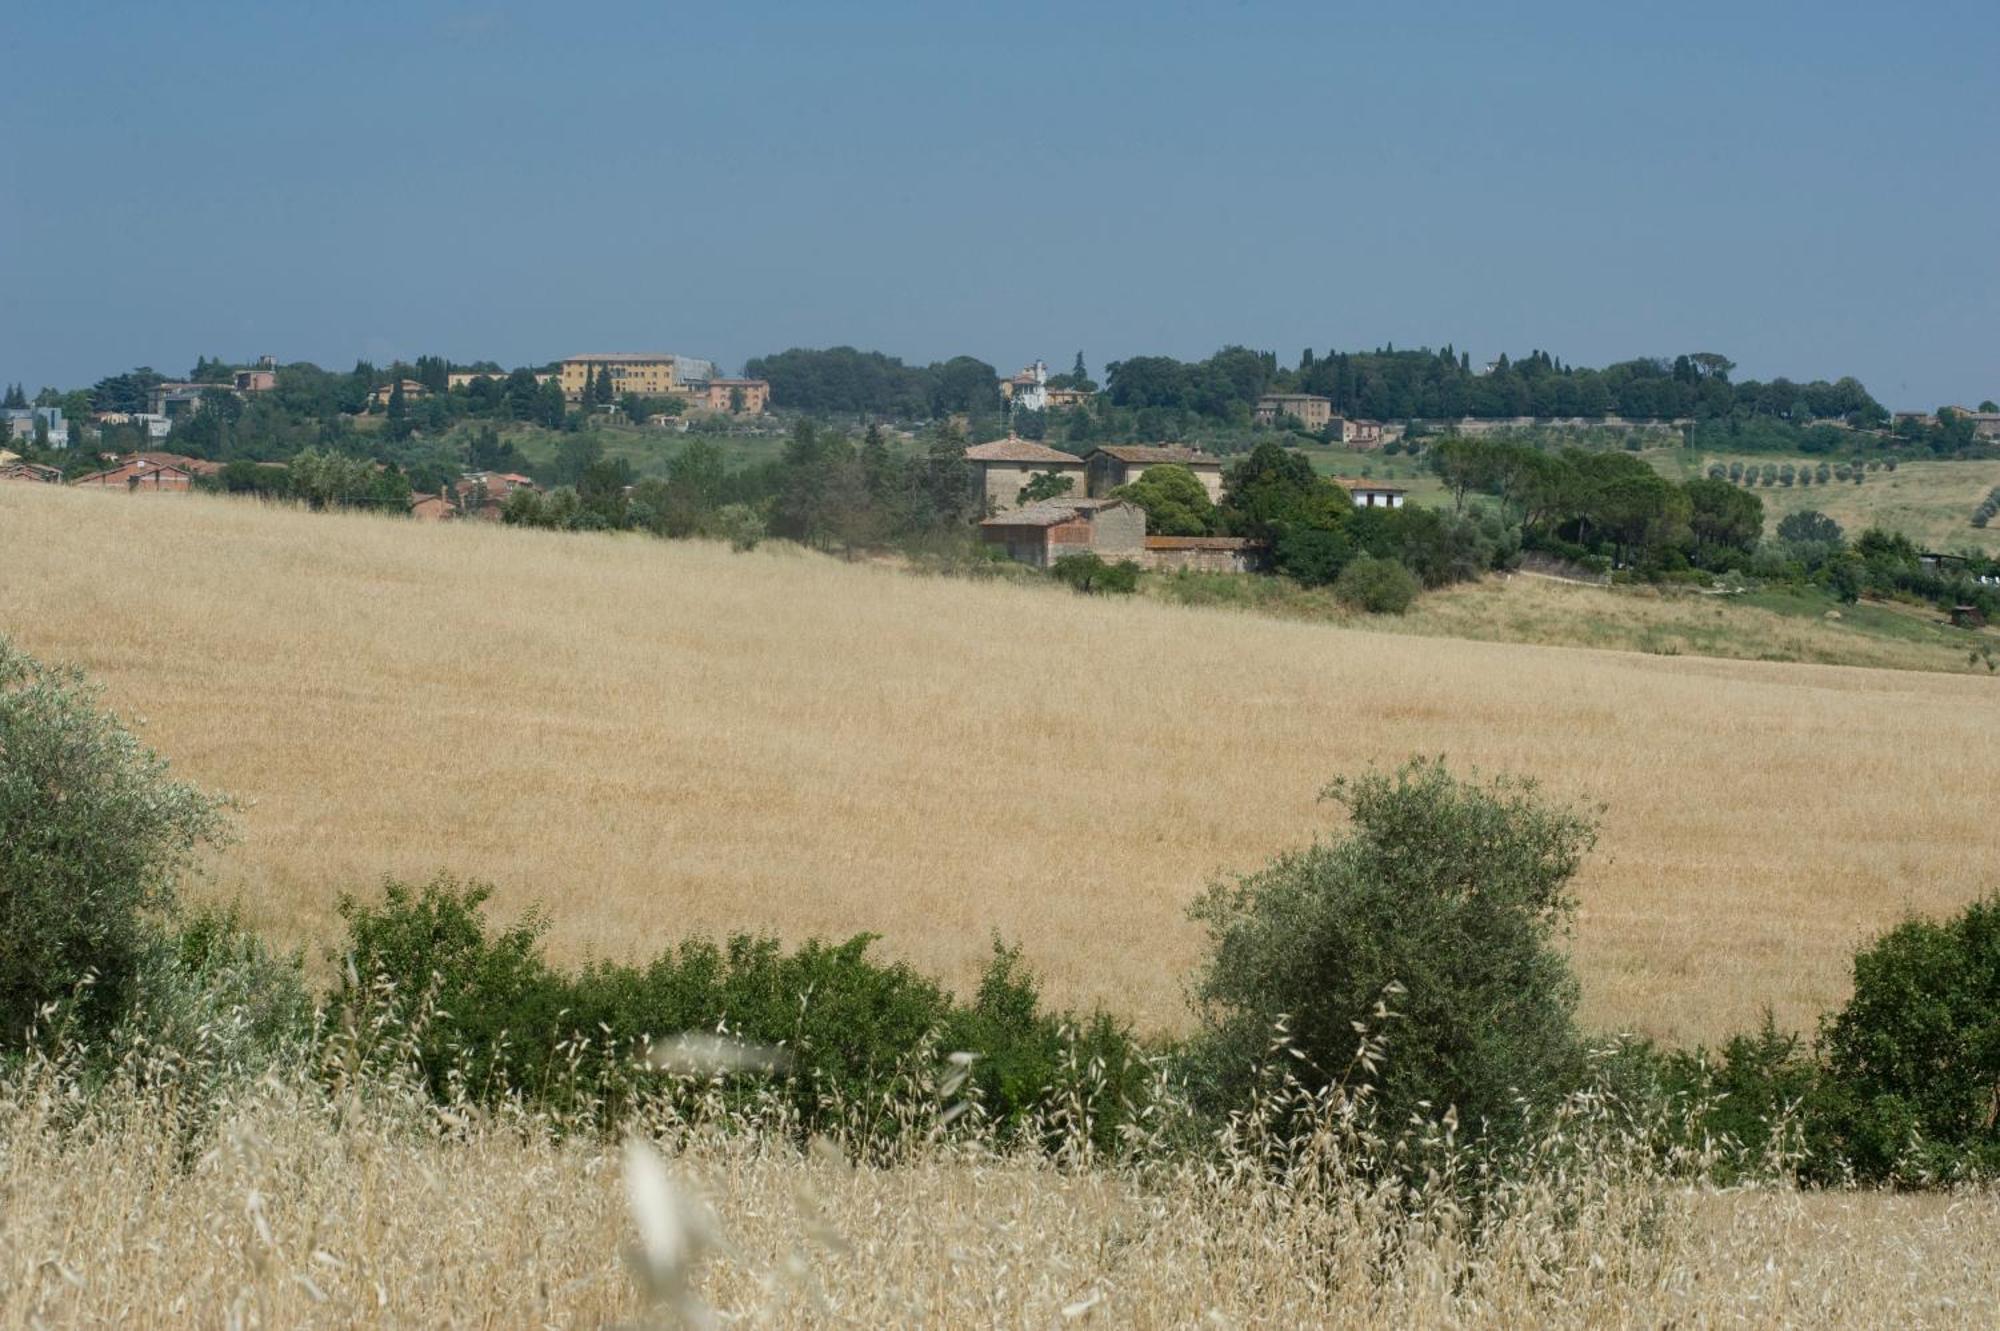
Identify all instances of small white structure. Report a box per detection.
[1337,479,1406,509]
[1001,360,1049,413]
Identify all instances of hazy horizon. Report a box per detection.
[3,1,1994,410]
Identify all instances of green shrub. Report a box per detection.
[1814,893,2000,1180]
[1639,1015,1821,1181]
[1271,525,1352,587]
[713,503,766,552]
[123,903,312,1095]
[326,876,1147,1155]
[0,640,229,1046]
[1112,464,1217,536]
[1333,553,1420,614]
[1050,552,1139,595]
[1188,759,1596,1149]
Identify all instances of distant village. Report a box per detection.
[0,351,1428,575]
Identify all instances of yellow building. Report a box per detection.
[367,378,431,408]
[559,353,703,402]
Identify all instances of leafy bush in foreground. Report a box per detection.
[1188,758,1597,1149]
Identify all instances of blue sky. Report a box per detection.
[2,1,1994,408]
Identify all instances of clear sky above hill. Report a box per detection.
[2,1,1994,409]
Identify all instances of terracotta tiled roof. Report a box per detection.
[127,452,221,475]
[73,460,194,486]
[1090,445,1222,467]
[963,437,1085,465]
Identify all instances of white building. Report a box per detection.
[1001,360,1049,413]
[1337,479,1407,509]
[2,406,69,449]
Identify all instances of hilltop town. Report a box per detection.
[6,342,2000,650]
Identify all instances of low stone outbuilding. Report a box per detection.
[1085,445,1225,503]
[963,437,1089,512]
[1139,535,1268,574]
[979,498,1144,568]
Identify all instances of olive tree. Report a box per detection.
[0,640,227,1043]
[1189,759,1597,1145]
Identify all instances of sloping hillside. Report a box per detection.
[3,483,1996,1043]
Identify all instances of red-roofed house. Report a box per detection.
[72,455,201,491]
[0,460,63,485]
[453,470,539,520]
[409,490,457,521]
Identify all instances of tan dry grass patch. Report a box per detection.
[4,1079,1996,1328]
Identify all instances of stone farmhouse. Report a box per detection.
[965,441,1231,513]
[979,495,1267,573]
[1085,445,1226,504]
[963,437,1089,512]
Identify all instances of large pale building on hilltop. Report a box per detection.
[558,353,717,402]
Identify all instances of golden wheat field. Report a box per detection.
[3,484,1997,1044]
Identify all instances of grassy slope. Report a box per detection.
[1146,572,1998,675]
[5,483,1998,1048]
[1658,447,2000,552]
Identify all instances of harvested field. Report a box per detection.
[3,484,1996,1043]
